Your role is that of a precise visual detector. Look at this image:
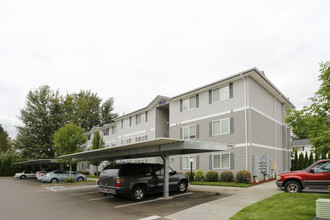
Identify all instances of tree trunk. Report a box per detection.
[69,164,72,179]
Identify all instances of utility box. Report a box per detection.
[252,154,259,177]
[316,199,330,220]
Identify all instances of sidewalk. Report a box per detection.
[166,180,282,220]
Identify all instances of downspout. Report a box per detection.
[273,98,277,177]
[242,74,248,171]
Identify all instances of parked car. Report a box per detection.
[42,170,87,183]
[98,163,189,201]
[36,169,57,181]
[276,159,330,193]
[14,171,36,179]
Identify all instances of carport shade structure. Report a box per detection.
[59,138,227,198]
[14,159,65,170]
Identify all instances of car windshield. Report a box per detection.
[303,161,320,171]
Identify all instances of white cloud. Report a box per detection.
[1,0,330,138]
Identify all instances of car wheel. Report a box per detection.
[131,185,146,201]
[51,178,58,183]
[77,177,84,181]
[20,175,26,179]
[178,181,188,193]
[284,181,302,193]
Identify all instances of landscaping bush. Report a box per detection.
[94,171,101,176]
[206,171,219,182]
[194,169,205,182]
[220,171,234,182]
[66,177,73,183]
[78,170,89,175]
[185,171,195,182]
[236,170,252,184]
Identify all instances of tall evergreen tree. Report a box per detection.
[88,131,105,176]
[0,124,11,153]
[304,151,309,169]
[298,152,304,170]
[308,151,314,166]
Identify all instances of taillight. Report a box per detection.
[41,174,43,176]
[116,179,121,187]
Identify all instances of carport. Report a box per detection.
[59,138,227,198]
[15,159,64,170]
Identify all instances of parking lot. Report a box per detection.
[0,178,222,220]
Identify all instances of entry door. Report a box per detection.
[306,161,330,189]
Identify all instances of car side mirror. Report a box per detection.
[170,171,177,176]
[309,168,314,173]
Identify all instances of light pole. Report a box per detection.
[189,158,194,182]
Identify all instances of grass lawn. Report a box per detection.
[190,181,252,187]
[230,192,330,220]
[86,175,99,179]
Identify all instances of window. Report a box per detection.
[122,118,130,129]
[183,125,196,139]
[121,138,131,145]
[111,126,116,135]
[182,156,196,169]
[213,118,230,135]
[136,135,148,142]
[183,96,196,111]
[212,84,229,102]
[213,153,230,169]
[137,112,147,124]
[103,128,109,136]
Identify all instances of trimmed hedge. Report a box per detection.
[220,171,234,182]
[194,169,205,182]
[236,170,252,184]
[185,171,195,182]
[78,170,89,175]
[206,171,219,182]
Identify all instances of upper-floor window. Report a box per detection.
[180,94,199,112]
[103,128,109,136]
[213,118,230,136]
[122,118,131,129]
[137,112,147,124]
[183,125,196,139]
[111,126,116,135]
[121,138,131,145]
[213,84,229,102]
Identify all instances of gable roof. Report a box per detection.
[292,139,311,146]
[170,67,295,108]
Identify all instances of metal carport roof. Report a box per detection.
[59,138,227,198]
[15,159,64,166]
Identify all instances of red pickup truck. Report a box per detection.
[276,159,330,193]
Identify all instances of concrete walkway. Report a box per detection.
[166,181,282,220]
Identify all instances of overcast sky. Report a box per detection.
[1,0,330,139]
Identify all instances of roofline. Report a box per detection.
[170,67,295,108]
[115,95,169,120]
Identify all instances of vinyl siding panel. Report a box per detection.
[251,109,275,146]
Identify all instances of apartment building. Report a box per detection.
[79,68,293,180]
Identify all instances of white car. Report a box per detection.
[36,169,57,180]
[14,171,36,179]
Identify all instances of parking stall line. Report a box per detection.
[138,215,162,220]
[70,191,99,196]
[88,197,113,202]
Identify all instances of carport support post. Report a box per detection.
[161,155,169,198]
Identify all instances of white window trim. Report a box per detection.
[182,155,197,170]
[212,153,230,169]
[183,96,196,111]
[212,84,230,103]
[122,118,130,129]
[212,118,230,136]
[137,112,146,124]
[182,124,196,140]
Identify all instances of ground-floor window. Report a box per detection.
[182,155,196,169]
[213,153,230,169]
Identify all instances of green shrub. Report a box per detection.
[236,170,252,184]
[78,170,89,175]
[185,172,195,182]
[94,171,101,176]
[206,171,219,182]
[66,177,73,183]
[194,169,205,182]
[220,171,234,182]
